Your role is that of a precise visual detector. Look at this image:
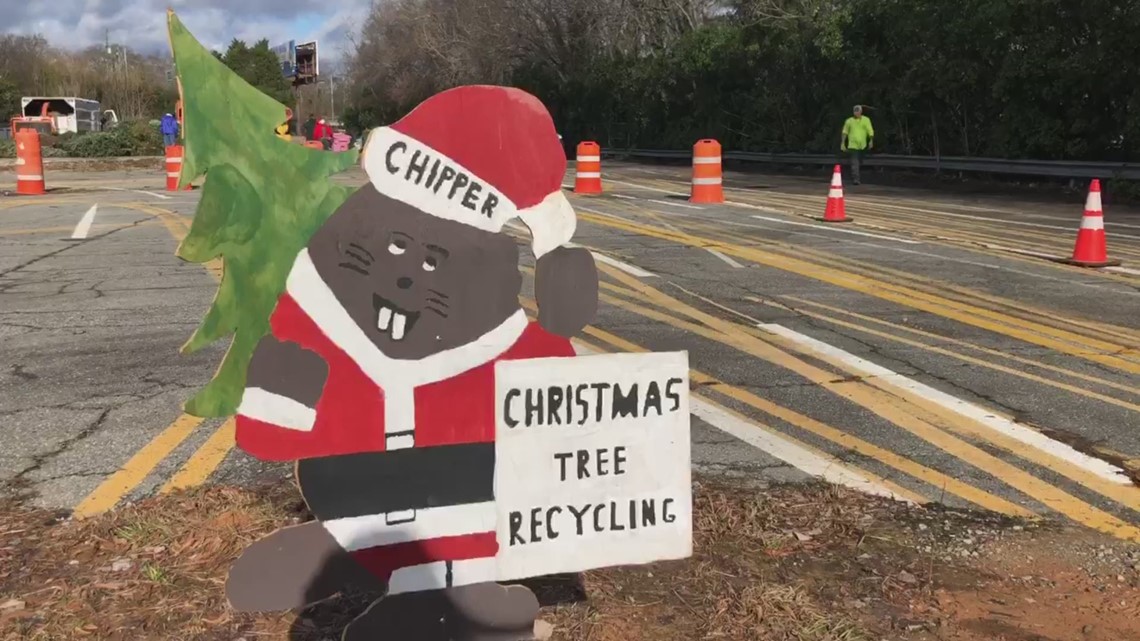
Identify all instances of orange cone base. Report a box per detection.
[690,194,724,204]
[574,182,602,195]
[1056,257,1122,268]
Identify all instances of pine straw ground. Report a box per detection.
[2,479,1140,641]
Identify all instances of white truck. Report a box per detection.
[19,97,118,134]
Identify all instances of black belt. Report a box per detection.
[297,442,495,521]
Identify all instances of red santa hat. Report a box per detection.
[360,85,574,258]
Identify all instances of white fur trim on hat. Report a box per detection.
[361,126,574,258]
[518,191,576,259]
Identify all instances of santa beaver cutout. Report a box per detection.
[224,86,599,640]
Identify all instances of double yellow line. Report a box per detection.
[72,202,232,518]
[584,255,1140,540]
[578,211,1140,375]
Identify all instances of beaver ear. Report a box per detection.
[535,246,599,338]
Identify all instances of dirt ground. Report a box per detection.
[2,479,1138,641]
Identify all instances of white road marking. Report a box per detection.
[1104,266,1140,276]
[70,205,99,240]
[648,198,704,210]
[750,214,922,244]
[613,194,637,200]
[105,186,172,200]
[707,248,745,268]
[588,250,657,278]
[608,178,688,197]
[758,323,1134,486]
[570,341,912,502]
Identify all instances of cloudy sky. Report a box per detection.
[0,0,371,64]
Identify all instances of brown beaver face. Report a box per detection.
[308,184,523,360]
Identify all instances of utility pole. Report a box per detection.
[330,75,335,121]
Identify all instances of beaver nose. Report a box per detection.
[396,277,413,290]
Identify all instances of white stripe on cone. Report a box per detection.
[17,175,44,181]
[576,172,601,179]
[1080,214,1105,230]
[830,174,843,188]
[1085,190,1102,213]
[693,156,721,165]
[576,155,600,162]
[828,188,843,198]
[692,177,722,185]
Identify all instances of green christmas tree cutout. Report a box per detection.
[168,10,359,417]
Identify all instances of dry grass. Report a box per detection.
[0,484,304,640]
[5,477,1131,641]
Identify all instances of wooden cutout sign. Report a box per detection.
[170,14,692,638]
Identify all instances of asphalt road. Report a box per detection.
[2,160,1139,544]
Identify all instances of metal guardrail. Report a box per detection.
[607,148,1140,180]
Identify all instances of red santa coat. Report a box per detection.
[235,249,574,592]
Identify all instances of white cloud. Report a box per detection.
[0,0,369,62]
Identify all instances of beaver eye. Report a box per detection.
[422,257,437,272]
[388,240,406,255]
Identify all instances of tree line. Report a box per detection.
[342,0,1140,162]
[0,34,301,127]
[0,34,179,122]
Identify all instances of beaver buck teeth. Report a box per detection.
[376,307,408,341]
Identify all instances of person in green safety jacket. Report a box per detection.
[840,105,874,185]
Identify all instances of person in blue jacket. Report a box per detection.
[160,113,180,147]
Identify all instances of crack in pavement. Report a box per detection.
[6,407,112,494]
[0,218,152,280]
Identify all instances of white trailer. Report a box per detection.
[20,97,110,134]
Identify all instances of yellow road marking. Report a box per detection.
[72,414,204,518]
[775,296,1140,399]
[0,197,90,210]
[0,221,160,237]
[576,211,1140,374]
[73,203,227,515]
[694,290,1140,514]
[592,262,1140,540]
[549,304,1031,517]
[604,196,1140,346]
[566,332,930,505]
[520,298,939,507]
[624,177,1140,287]
[160,419,236,493]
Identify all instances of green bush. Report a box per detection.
[58,130,132,157]
[119,120,164,156]
[0,121,161,159]
[50,120,163,157]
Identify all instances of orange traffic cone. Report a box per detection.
[818,165,851,223]
[1063,179,1120,267]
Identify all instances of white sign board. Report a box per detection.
[493,351,692,581]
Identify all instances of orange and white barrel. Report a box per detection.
[165,145,183,191]
[690,139,723,203]
[14,129,46,196]
[574,141,602,194]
